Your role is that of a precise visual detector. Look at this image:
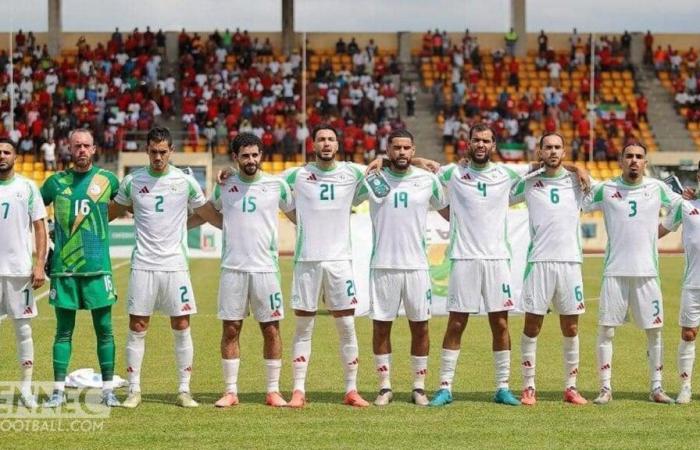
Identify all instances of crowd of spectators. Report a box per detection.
[430,29,646,162]
[0,27,171,169]
[178,29,406,163]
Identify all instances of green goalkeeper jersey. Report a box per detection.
[40,166,119,277]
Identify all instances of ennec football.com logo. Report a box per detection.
[0,382,110,433]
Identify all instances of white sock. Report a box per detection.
[563,335,580,389]
[291,316,315,392]
[678,339,696,388]
[14,319,33,395]
[646,328,663,391]
[438,348,460,392]
[411,355,428,390]
[54,381,65,392]
[335,316,359,393]
[173,328,194,393]
[493,350,511,390]
[597,326,614,390]
[126,329,147,393]
[102,380,114,392]
[265,359,282,393]
[222,358,240,394]
[374,353,392,390]
[521,334,537,390]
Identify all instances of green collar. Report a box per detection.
[385,167,412,178]
[147,165,170,178]
[541,168,566,179]
[0,174,16,185]
[617,175,643,187]
[468,162,493,172]
[237,172,262,184]
[313,162,338,172]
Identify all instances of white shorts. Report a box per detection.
[679,288,700,328]
[599,276,663,329]
[218,269,284,322]
[291,260,358,312]
[447,259,514,314]
[127,270,197,317]
[369,269,431,322]
[0,276,37,319]
[521,262,585,316]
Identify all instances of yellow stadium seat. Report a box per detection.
[271,161,285,173]
[284,161,297,170]
[261,162,273,173]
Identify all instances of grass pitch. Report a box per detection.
[1,256,699,449]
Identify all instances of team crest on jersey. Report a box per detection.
[49,289,56,300]
[611,191,623,199]
[169,182,183,193]
[15,191,24,200]
[88,184,102,196]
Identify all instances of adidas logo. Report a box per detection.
[522,360,533,368]
[376,365,389,373]
[691,209,700,216]
[577,303,585,310]
[271,310,281,318]
[461,173,472,180]
[21,360,33,368]
[569,368,578,376]
[656,365,664,371]
[350,297,358,305]
[415,368,427,376]
[307,173,318,181]
[440,381,450,387]
[181,303,192,312]
[600,363,611,370]
[611,191,622,199]
[126,366,134,373]
[184,366,192,373]
[534,180,544,188]
[23,306,33,315]
[653,316,662,325]
[228,185,239,193]
[681,371,689,379]
[139,186,150,194]
[293,356,307,363]
[348,358,359,366]
[503,299,514,307]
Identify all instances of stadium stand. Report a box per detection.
[421,30,657,180]
[0,28,170,183]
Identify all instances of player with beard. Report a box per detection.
[190,133,294,407]
[354,129,447,406]
[0,138,47,408]
[585,143,680,404]
[430,124,590,407]
[510,133,588,405]
[40,129,120,407]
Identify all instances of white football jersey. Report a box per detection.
[439,162,529,260]
[115,166,206,271]
[0,175,47,276]
[363,167,447,269]
[511,169,584,263]
[663,198,700,288]
[584,176,680,277]
[212,172,294,272]
[282,162,365,262]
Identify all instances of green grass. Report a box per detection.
[2,256,700,449]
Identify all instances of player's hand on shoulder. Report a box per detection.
[216,167,236,185]
[365,157,384,174]
[683,187,696,201]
